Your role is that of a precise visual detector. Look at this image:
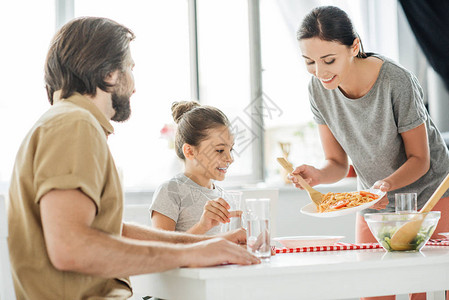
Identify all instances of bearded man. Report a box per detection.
[7,16,258,300]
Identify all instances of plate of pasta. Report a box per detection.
[300,189,386,218]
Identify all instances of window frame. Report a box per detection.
[56,0,265,188]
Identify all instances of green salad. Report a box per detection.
[376,225,436,251]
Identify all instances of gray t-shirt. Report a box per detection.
[308,54,449,212]
[150,173,223,234]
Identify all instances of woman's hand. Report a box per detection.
[370,180,391,210]
[373,180,391,193]
[288,164,321,189]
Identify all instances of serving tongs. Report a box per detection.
[277,157,323,207]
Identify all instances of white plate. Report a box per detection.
[438,232,449,239]
[300,189,386,218]
[273,235,345,248]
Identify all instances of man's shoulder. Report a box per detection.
[52,101,98,122]
[38,102,102,133]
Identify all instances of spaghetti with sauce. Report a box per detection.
[318,191,379,213]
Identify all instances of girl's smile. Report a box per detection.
[217,163,230,173]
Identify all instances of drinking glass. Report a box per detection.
[245,198,271,260]
[221,191,243,232]
[395,193,417,213]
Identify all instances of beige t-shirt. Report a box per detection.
[8,93,132,299]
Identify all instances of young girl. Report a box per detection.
[150,101,238,235]
[290,6,449,300]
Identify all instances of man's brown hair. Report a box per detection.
[44,17,135,104]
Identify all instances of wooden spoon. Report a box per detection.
[390,173,449,251]
[276,157,323,207]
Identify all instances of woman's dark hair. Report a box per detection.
[297,6,367,58]
[171,101,230,160]
[44,17,135,104]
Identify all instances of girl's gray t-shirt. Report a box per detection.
[308,54,449,212]
[150,173,223,234]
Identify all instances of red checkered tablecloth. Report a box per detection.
[274,242,381,253]
[426,239,449,246]
[274,239,449,254]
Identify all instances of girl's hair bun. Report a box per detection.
[170,100,230,160]
[171,101,201,124]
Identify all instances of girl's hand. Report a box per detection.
[197,197,231,232]
[288,164,321,189]
[370,180,391,210]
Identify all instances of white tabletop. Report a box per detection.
[145,247,449,300]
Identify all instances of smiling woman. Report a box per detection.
[291,6,449,300]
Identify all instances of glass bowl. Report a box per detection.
[364,211,440,252]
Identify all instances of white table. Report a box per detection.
[144,247,449,300]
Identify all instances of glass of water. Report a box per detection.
[221,191,243,232]
[245,198,271,260]
[395,193,417,213]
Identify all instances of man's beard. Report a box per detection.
[111,92,131,122]
[110,71,132,122]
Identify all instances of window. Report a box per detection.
[0,0,401,192]
[260,0,320,183]
[75,0,191,189]
[196,0,259,184]
[0,0,55,188]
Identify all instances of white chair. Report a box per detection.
[123,204,152,227]
[0,194,16,300]
[123,204,153,300]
